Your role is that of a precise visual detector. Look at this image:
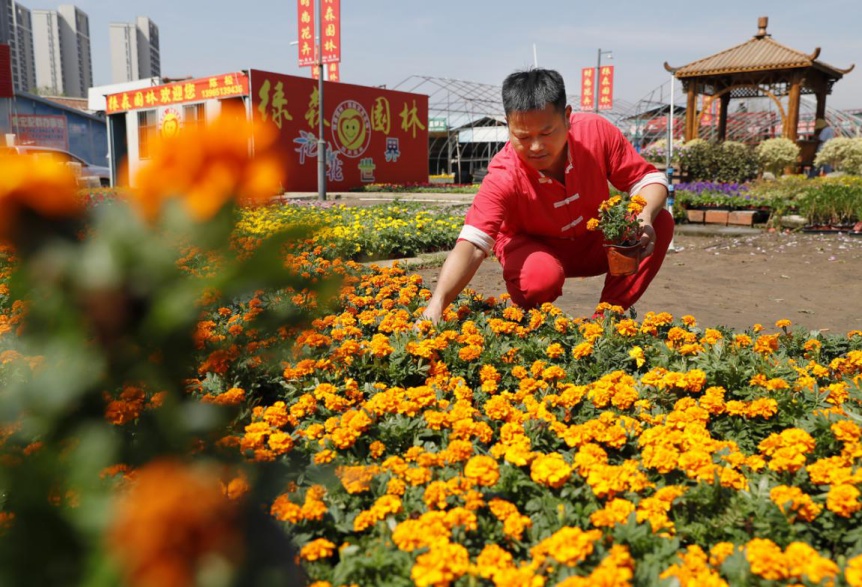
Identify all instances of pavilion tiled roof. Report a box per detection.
[665,19,853,79]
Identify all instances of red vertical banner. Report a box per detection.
[580,67,594,111]
[327,62,340,82]
[297,0,316,67]
[310,66,320,80]
[598,65,614,111]
[321,0,341,64]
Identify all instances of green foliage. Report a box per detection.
[678,139,759,183]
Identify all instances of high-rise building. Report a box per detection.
[13,3,36,92]
[0,0,37,92]
[110,16,159,84]
[32,4,92,97]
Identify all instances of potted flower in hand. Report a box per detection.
[587,194,647,276]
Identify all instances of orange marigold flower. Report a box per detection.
[463,455,500,487]
[300,538,336,562]
[826,483,862,517]
[0,150,82,241]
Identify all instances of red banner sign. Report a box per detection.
[105,73,249,114]
[598,65,614,111]
[321,0,341,64]
[297,0,316,67]
[579,67,594,111]
[327,62,340,82]
[250,69,428,191]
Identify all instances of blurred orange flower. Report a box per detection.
[0,151,81,241]
[107,459,242,587]
[131,107,286,222]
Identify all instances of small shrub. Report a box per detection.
[815,137,862,175]
[756,138,800,177]
[678,140,758,183]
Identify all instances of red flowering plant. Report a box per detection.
[587,193,647,246]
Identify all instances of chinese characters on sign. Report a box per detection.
[580,67,594,111]
[249,70,427,191]
[598,65,614,111]
[297,0,316,67]
[297,0,340,76]
[320,0,341,64]
[105,73,248,114]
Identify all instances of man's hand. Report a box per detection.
[638,223,656,260]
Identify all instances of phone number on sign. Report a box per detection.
[201,84,245,99]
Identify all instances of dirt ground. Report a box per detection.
[414,230,862,334]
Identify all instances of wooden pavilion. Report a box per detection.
[664,16,854,150]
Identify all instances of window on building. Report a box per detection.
[138,110,157,159]
[183,103,205,131]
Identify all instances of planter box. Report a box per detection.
[704,209,730,225]
[727,210,757,226]
[686,209,705,223]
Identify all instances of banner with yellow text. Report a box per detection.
[297,0,316,67]
[598,65,614,111]
[580,67,594,111]
[321,0,341,64]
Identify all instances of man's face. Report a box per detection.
[506,104,572,174]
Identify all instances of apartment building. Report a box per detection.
[32,4,92,97]
[109,16,159,83]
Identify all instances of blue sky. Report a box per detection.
[69,0,861,110]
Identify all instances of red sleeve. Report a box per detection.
[460,159,516,251]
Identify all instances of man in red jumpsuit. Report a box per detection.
[422,68,673,322]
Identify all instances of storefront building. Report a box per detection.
[105,69,429,191]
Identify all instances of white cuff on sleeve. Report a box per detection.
[628,171,669,196]
[458,225,494,255]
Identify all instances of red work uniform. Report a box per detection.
[458,113,673,310]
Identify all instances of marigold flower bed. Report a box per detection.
[187,258,862,586]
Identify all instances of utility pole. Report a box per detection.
[316,0,326,201]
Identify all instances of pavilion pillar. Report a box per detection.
[815,88,828,121]
[785,78,802,141]
[717,92,731,141]
[685,84,698,141]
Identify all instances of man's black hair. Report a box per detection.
[501,68,567,117]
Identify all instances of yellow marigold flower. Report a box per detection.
[572,341,594,359]
[826,483,862,517]
[615,319,639,337]
[410,541,471,587]
[775,318,792,329]
[629,346,645,368]
[733,333,752,348]
[131,107,285,222]
[590,498,635,528]
[463,455,500,487]
[770,485,822,522]
[545,342,565,358]
[586,217,600,231]
[709,542,736,567]
[845,554,862,586]
[530,453,573,489]
[745,538,787,581]
[475,544,515,580]
[300,538,336,561]
[531,526,602,566]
